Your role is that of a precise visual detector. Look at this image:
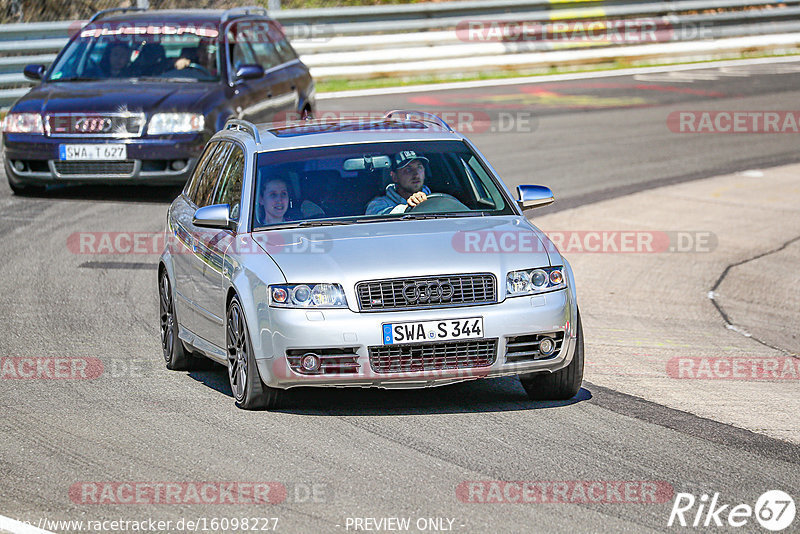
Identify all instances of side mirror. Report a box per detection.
[193,204,235,230]
[235,64,264,80]
[517,184,554,210]
[23,64,45,81]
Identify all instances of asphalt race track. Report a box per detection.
[1,58,799,533]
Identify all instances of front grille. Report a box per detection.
[286,347,360,375]
[53,161,136,176]
[505,331,565,363]
[45,113,145,137]
[356,273,496,311]
[369,338,497,373]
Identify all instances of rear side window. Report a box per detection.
[184,141,218,203]
[213,145,245,220]
[194,142,232,208]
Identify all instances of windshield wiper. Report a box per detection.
[295,220,351,227]
[400,211,485,220]
[52,76,101,82]
[253,219,352,231]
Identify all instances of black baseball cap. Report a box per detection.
[393,150,429,170]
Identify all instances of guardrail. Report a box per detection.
[1,0,799,108]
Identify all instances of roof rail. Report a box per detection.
[384,110,454,132]
[225,119,261,144]
[221,6,269,24]
[86,6,147,25]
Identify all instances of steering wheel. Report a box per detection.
[163,63,211,78]
[405,193,470,213]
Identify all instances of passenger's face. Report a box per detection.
[392,160,425,196]
[261,180,289,223]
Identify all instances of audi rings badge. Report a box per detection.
[402,281,455,304]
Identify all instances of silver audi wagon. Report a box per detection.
[158,111,583,409]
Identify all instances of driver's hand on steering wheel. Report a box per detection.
[407,192,428,207]
[174,57,191,70]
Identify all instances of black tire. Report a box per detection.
[226,296,281,410]
[159,269,196,370]
[519,311,584,401]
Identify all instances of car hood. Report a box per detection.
[252,216,559,289]
[11,80,215,114]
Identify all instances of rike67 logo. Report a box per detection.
[668,490,795,531]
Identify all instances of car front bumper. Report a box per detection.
[3,133,205,186]
[255,288,578,389]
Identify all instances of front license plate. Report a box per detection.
[59,144,126,161]
[382,317,484,345]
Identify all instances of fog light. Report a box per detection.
[300,353,321,373]
[171,160,186,171]
[13,160,25,172]
[539,337,556,357]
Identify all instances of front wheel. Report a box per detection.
[227,296,282,410]
[519,311,584,400]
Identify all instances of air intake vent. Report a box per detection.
[369,339,497,373]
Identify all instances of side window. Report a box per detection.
[213,145,245,220]
[228,24,258,69]
[185,141,218,204]
[465,155,505,210]
[268,22,298,63]
[195,143,232,208]
[248,22,282,70]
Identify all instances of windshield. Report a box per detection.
[252,141,515,230]
[47,24,221,82]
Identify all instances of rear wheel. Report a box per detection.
[227,296,281,410]
[159,269,196,370]
[519,311,584,400]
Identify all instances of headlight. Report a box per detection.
[506,266,565,296]
[146,113,204,135]
[4,113,44,134]
[270,283,347,308]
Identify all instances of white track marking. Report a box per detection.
[317,56,800,100]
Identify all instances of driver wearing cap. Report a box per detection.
[365,151,431,215]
